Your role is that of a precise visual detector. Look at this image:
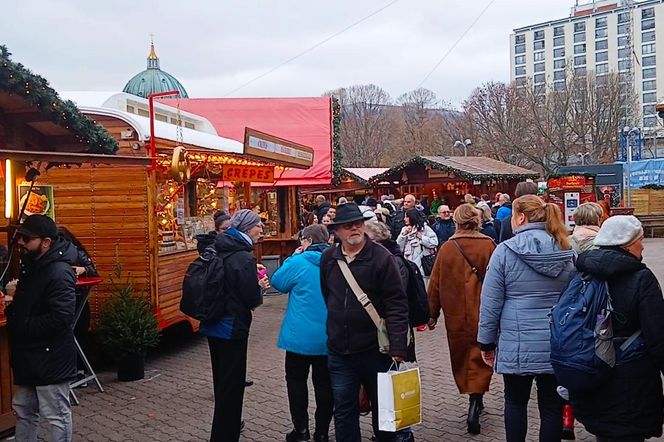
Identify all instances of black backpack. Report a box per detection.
[180,246,231,322]
[398,256,430,327]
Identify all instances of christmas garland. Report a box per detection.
[331,97,344,186]
[0,45,118,155]
[370,156,540,184]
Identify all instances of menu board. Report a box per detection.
[18,185,55,222]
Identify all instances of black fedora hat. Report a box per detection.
[329,203,366,226]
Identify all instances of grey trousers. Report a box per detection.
[12,383,72,442]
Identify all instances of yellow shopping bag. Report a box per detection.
[377,365,422,432]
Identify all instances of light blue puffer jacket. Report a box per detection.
[477,223,575,375]
[272,244,328,356]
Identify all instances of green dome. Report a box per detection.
[123,43,189,98]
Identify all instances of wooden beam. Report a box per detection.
[0,149,151,165]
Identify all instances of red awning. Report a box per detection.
[158,97,333,187]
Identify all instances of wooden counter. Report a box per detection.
[156,249,199,330]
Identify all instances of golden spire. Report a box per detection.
[148,35,158,60]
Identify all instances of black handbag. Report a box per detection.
[420,252,437,276]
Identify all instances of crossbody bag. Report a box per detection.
[450,239,485,283]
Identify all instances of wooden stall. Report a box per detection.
[370,156,540,208]
[166,97,335,263]
[302,168,389,205]
[0,45,125,437]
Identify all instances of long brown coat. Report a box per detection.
[428,231,495,394]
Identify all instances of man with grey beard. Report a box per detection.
[320,203,409,442]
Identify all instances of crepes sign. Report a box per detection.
[222,165,275,183]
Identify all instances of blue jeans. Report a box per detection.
[13,383,72,442]
[328,349,396,442]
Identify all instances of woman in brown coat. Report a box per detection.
[427,203,496,435]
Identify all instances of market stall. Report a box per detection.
[55,92,313,330]
[165,96,337,262]
[546,174,597,230]
[0,45,124,437]
[370,156,540,208]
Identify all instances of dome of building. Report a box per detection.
[122,42,189,99]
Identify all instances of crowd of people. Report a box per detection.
[5,184,664,442]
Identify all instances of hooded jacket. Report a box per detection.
[478,222,575,374]
[571,247,664,439]
[199,228,261,340]
[320,236,409,358]
[568,225,599,254]
[273,243,329,356]
[6,238,78,385]
[495,202,513,222]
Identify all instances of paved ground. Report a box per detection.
[4,239,664,441]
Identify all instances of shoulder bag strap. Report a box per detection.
[451,239,484,283]
[336,259,382,328]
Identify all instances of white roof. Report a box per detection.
[344,168,389,182]
[61,92,243,154]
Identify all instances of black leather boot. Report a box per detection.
[286,429,310,442]
[467,394,483,435]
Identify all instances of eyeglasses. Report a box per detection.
[340,220,364,230]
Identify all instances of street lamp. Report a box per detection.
[454,139,472,157]
[577,152,591,165]
[622,126,641,207]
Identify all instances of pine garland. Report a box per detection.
[0,45,118,155]
[370,156,540,184]
[331,97,344,186]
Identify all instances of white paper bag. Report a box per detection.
[377,366,422,432]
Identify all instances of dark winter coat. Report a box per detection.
[198,228,262,340]
[480,221,498,242]
[6,238,78,386]
[432,218,456,245]
[498,218,514,243]
[320,236,409,358]
[571,247,664,440]
[378,239,416,363]
[390,210,406,240]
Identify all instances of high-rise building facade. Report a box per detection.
[510,0,663,129]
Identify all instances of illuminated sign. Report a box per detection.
[222,164,275,183]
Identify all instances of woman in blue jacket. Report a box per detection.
[478,195,575,442]
[272,224,333,442]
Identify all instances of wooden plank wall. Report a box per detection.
[631,189,664,215]
[157,250,198,328]
[0,326,15,436]
[38,164,152,323]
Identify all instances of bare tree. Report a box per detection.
[460,70,637,175]
[323,85,392,167]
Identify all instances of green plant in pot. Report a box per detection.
[96,251,159,381]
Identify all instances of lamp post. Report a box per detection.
[148,90,180,171]
[577,152,590,165]
[454,139,472,157]
[622,126,640,207]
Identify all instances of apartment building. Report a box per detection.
[510,0,664,130]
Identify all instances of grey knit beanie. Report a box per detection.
[231,209,261,233]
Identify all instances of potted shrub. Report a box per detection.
[96,256,160,381]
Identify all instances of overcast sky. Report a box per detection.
[1,0,572,108]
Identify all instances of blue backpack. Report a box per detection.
[550,273,643,393]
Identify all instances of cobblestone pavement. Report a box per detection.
[5,239,664,442]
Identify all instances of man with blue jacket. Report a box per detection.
[272,224,333,442]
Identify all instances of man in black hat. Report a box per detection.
[5,214,78,441]
[320,203,409,442]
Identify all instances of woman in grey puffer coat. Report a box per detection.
[477,195,575,442]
